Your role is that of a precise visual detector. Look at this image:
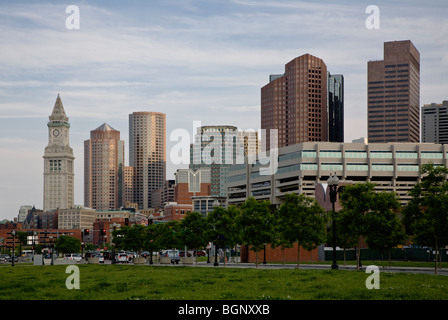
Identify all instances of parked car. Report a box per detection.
[2,255,17,263]
[65,253,82,262]
[96,253,104,263]
[179,251,192,257]
[117,252,128,263]
[90,252,104,263]
[140,251,150,258]
[193,250,206,257]
[161,250,180,264]
[127,252,137,261]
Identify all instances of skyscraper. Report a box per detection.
[328,73,344,142]
[367,40,420,143]
[261,54,329,149]
[422,101,448,144]
[190,125,259,197]
[129,112,166,210]
[84,123,124,210]
[43,94,75,211]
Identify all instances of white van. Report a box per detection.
[65,253,82,262]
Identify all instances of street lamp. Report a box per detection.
[327,173,340,270]
[11,230,16,267]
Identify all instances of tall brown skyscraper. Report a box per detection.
[261,54,328,149]
[367,40,420,143]
[129,111,166,210]
[84,123,124,210]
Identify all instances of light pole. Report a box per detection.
[327,173,339,270]
[11,230,16,267]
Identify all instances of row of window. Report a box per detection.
[277,150,446,159]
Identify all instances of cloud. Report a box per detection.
[0,0,447,220]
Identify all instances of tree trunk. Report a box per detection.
[297,242,301,269]
[356,241,361,271]
[388,249,391,268]
[224,247,226,266]
[343,248,346,266]
[255,249,259,268]
[435,238,438,276]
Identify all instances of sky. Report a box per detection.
[0,0,447,221]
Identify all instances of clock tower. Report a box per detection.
[43,94,75,211]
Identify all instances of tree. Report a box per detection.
[112,225,146,253]
[270,210,293,265]
[277,193,327,269]
[157,220,181,252]
[339,182,377,271]
[364,192,405,267]
[328,211,358,266]
[402,163,448,275]
[206,205,241,265]
[143,223,162,264]
[180,212,209,265]
[238,197,273,267]
[54,235,81,256]
[339,182,405,270]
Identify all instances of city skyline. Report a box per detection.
[1,0,448,220]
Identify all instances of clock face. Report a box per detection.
[53,129,60,136]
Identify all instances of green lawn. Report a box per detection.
[1,264,447,300]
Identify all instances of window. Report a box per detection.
[397,164,419,171]
[372,164,394,171]
[300,150,317,158]
[370,151,392,158]
[321,163,343,171]
[300,163,318,170]
[421,151,443,159]
[395,151,417,159]
[346,163,368,171]
[320,150,342,158]
[345,151,367,159]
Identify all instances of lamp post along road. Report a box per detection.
[328,173,339,270]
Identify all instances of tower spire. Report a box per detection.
[49,94,68,123]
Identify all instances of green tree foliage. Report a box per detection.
[180,212,209,264]
[328,211,359,266]
[156,220,181,250]
[276,193,327,269]
[206,205,241,265]
[364,192,405,267]
[339,182,403,270]
[54,235,81,255]
[238,197,273,267]
[112,225,145,252]
[403,163,448,275]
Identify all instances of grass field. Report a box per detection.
[1,264,448,300]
